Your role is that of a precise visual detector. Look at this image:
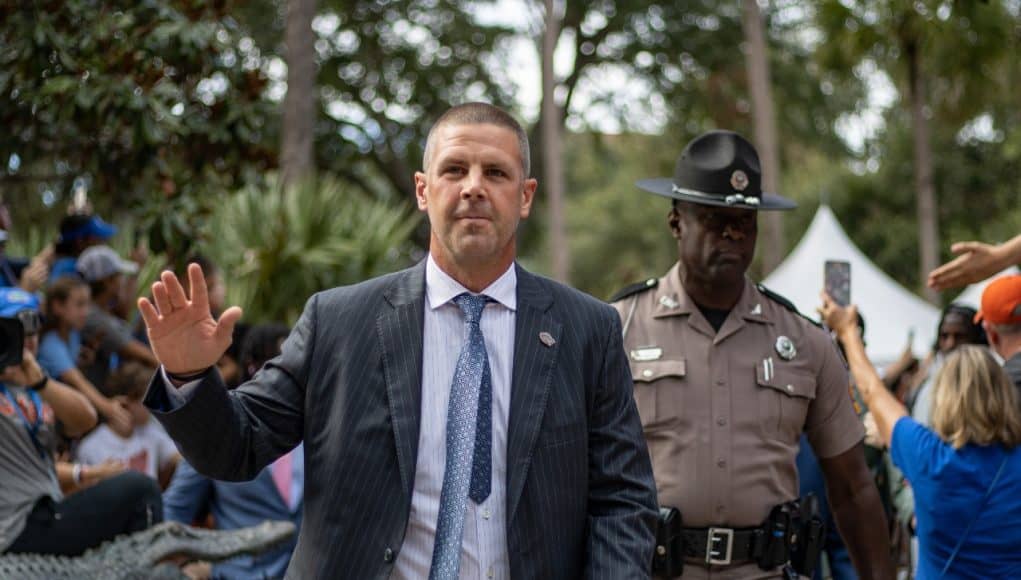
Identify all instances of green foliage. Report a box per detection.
[0,0,278,257]
[200,176,421,324]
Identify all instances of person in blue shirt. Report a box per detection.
[162,323,300,579]
[48,213,117,284]
[821,293,1021,579]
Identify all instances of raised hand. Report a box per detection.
[137,263,242,376]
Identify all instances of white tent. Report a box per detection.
[951,266,1020,309]
[761,205,941,364]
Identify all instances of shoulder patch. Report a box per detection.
[756,284,822,329]
[609,278,658,303]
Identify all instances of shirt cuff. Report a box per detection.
[159,366,204,409]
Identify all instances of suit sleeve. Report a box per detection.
[144,294,317,481]
[585,308,658,579]
[162,460,214,524]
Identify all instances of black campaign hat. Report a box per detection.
[637,130,796,211]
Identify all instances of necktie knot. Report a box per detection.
[453,292,489,325]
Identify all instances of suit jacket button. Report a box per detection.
[384,548,395,563]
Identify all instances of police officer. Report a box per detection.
[611,131,894,579]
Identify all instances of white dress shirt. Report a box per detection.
[162,255,515,579]
[391,255,514,580]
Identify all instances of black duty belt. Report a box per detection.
[682,526,765,566]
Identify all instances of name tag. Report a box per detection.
[630,347,663,362]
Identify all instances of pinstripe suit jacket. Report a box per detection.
[146,261,658,579]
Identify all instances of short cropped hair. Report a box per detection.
[422,102,531,177]
[931,345,1021,449]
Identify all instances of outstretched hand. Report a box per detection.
[137,263,242,375]
[927,240,1004,291]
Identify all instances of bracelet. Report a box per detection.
[27,374,49,392]
[165,367,212,382]
[72,463,83,485]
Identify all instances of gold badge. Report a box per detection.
[775,336,796,361]
[730,169,749,192]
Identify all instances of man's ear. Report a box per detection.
[519,178,538,219]
[414,172,428,211]
[668,207,683,240]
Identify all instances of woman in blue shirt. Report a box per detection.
[821,294,1021,579]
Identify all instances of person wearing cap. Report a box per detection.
[820,294,1021,579]
[77,245,158,396]
[610,131,893,578]
[976,274,1021,392]
[48,213,119,284]
[0,287,164,557]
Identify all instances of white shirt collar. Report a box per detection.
[425,254,517,312]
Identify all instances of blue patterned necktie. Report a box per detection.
[429,292,493,580]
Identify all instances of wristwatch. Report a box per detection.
[27,374,49,392]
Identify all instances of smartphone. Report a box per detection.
[824,260,851,306]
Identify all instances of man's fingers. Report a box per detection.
[949,241,982,256]
[188,263,210,311]
[162,270,189,309]
[214,306,244,344]
[152,281,173,315]
[138,298,160,328]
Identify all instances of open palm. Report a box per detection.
[138,264,242,375]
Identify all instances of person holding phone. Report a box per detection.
[611,130,894,578]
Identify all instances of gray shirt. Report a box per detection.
[81,306,134,393]
[0,383,61,551]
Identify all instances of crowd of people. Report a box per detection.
[3,101,1021,580]
[0,209,300,578]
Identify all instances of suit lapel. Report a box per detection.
[506,265,560,521]
[378,261,427,501]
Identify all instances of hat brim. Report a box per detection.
[636,177,797,211]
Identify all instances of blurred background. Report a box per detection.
[2,0,1019,326]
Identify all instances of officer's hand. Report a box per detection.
[818,292,859,339]
[137,264,243,377]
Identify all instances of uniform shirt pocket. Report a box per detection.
[755,362,816,442]
[632,359,686,429]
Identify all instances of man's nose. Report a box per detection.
[461,168,486,199]
[722,223,745,240]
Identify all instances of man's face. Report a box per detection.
[671,202,757,287]
[414,123,536,270]
[938,313,973,354]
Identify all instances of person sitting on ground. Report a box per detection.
[77,245,158,392]
[36,275,134,437]
[928,233,1021,291]
[820,293,1021,579]
[0,287,163,557]
[76,361,180,489]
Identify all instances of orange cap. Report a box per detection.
[975,275,1021,324]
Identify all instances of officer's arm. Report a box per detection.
[819,445,895,579]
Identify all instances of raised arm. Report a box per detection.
[927,234,1021,291]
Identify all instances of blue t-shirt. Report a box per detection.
[36,330,81,379]
[891,417,1021,579]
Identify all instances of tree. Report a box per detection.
[0,1,278,259]
[281,0,318,186]
[541,0,569,282]
[813,0,1015,301]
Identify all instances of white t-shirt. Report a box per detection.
[75,418,179,479]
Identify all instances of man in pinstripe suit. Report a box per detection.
[138,102,659,579]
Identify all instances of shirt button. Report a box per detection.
[715,379,725,386]
[642,369,653,378]
[482,508,491,520]
[717,458,726,468]
[383,548,394,563]
[487,567,494,578]
[716,417,727,426]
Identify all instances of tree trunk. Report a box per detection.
[542,0,569,282]
[281,0,318,188]
[906,39,941,304]
[741,0,784,276]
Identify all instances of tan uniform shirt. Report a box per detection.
[612,263,864,531]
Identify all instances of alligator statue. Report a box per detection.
[0,520,296,579]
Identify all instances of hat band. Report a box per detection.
[671,184,760,206]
